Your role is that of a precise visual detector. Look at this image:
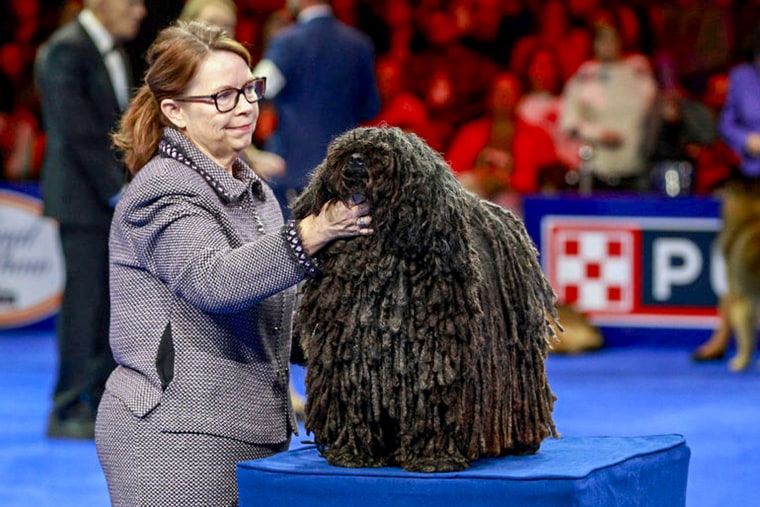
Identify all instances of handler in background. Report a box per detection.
[36,0,146,440]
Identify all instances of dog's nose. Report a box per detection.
[345,153,368,180]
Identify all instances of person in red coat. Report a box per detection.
[446,72,561,212]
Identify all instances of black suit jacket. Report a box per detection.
[36,19,130,229]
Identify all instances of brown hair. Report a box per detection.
[112,20,251,174]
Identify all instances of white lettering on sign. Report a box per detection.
[652,238,703,301]
[710,242,727,297]
[0,190,65,328]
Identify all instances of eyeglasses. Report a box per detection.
[173,77,266,113]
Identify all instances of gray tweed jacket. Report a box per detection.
[105,128,305,445]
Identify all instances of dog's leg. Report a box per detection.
[395,431,470,473]
[727,295,757,372]
[692,294,732,361]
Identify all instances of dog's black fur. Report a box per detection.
[291,126,558,472]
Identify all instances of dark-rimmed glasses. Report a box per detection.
[173,77,266,113]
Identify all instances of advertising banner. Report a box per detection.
[0,186,64,329]
[523,194,723,330]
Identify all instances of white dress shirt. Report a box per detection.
[79,9,130,110]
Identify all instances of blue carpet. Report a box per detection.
[1,329,759,507]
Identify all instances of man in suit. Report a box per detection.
[35,0,146,439]
[253,0,380,216]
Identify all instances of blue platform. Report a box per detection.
[237,434,689,507]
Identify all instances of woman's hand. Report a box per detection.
[297,195,373,255]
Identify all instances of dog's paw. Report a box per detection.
[324,448,388,469]
[728,354,752,372]
[399,454,469,473]
[500,440,541,456]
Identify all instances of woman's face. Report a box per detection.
[172,50,258,170]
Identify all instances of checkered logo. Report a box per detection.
[547,225,636,313]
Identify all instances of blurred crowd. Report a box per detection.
[1,0,758,204]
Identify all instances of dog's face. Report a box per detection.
[292,126,469,253]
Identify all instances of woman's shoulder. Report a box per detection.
[120,157,212,212]
[130,156,196,190]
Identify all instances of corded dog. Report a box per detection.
[291,126,559,472]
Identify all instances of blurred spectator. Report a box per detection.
[123,0,183,84]
[647,83,717,197]
[719,27,760,181]
[510,0,592,83]
[594,4,654,57]
[691,72,738,194]
[331,0,358,27]
[735,0,760,62]
[0,41,32,99]
[559,20,657,192]
[36,0,147,439]
[567,0,602,28]
[455,0,532,68]
[652,0,735,97]
[180,0,237,36]
[0,42,43,180]
[4,0,52,48]
[516,42,579,175]
[253,0,380,216]
[356,0,414,62]
[447,72,560,211]
[250,7,294,148]
[0,93,43,181]
[365,55,439,150]
[409,6,499,150]
[236,3,291,64]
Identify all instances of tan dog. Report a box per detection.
[549,304,604,355]
[720,183,760,371]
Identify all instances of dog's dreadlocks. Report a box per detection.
[291,126,558,472]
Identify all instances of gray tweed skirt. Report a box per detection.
[95,391,288,506]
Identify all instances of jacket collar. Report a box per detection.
[158,127,265,203]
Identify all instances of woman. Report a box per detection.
[95,21,372,506]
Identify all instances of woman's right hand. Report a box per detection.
[296,195,373,255]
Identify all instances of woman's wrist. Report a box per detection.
[282,219,320,277]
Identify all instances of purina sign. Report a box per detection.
[0,189,64,329]
[523,195,723,329]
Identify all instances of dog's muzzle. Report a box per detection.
[345,153,369,181]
